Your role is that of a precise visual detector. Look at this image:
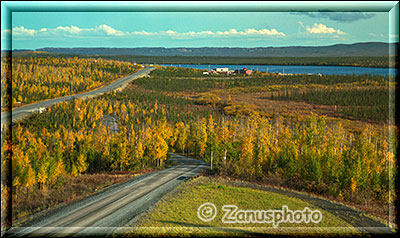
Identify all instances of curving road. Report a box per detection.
[1,66,154,126]
[6,153,208,237]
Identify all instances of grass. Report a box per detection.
[119,176,360,237]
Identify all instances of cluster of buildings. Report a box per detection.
[203,67,253,76]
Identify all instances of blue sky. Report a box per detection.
[1,2,399,50]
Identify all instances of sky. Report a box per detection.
[1,2,399,50]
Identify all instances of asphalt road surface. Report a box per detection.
[7,153,208,237]
[1,67,154,126]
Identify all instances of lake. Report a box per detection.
[169,64,397,76]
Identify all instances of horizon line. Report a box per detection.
[7,41,396,51]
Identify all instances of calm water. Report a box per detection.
[169,64,397,76]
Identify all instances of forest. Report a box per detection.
[1,55,141,110]
[1,57,397,221]
[5,88,396,203]
[10,51,396,68]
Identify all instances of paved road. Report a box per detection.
[1,67,154,126]
[6,153,208,237]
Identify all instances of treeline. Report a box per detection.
[181,114,395,203]
[150,66,206,77]
[13,52,395,68]
[135,69,389,94]
[7,56,141,107]
[272,87,393,123]
[99,55,395,68]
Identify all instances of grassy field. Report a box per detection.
[119,176,361,237]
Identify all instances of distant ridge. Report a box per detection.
[23,42,398,57]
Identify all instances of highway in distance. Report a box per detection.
[1,66,154,125]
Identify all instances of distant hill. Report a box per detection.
[33,42,397,57]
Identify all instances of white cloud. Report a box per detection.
[252,28,286,36]
[10,25,287,39]
[303,23,346,35]
[12,26,37,36]
[97,24,124,36]
[198,30,214,35]
[119,27,286,38]
[161,28,286,37]
[164,30,177,35]
[56,25,82,34]
[127,30,153,36]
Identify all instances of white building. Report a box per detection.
[214,68,229,72]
